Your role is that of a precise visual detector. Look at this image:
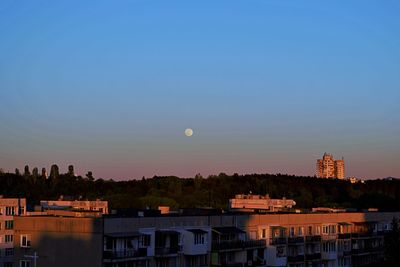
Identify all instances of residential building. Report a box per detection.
[229,194,296,212]
[13,210,399,267]
[0,197,26,267]
[40,199,109,214]
[316,153,345,179]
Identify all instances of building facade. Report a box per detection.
[229,194,296,212]
[316,153,345,179]
[40,199,109,214]
[0,197,26,267]
[13,211,399,267]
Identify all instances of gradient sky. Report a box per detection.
[1,0,399,180]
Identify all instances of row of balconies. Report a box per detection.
[270,232,382,245]
[103,247,147,259]
[154,246,180,255]
[211,239,266,251]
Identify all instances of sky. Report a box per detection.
[0,0,399,180]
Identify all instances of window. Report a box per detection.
[290,227,295,237]
[6,207,15,216]
[322,225,336,235]
[20,260,30,267]
[316,226,321,235]
[322,241,336,252]
[261,229,266,239]
[4,263,13,267]
[5,220,14,229]
[5,248,14,256]
[21,235,31,248]
[298,227,304,236]
[194,233,205,245]
[5,235,13,243]
[140,234,150,247]
[308,226,313,235]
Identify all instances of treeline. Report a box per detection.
[1,167,400,211]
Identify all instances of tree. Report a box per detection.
[24,165,31,176]
[86,171,94,181]
[68,165,75,176]
[41,168,47,178]
[32,167,39,178]
[50,164,59,179]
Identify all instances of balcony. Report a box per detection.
[321,251,337,260]
[103,248,147,260]
[305,253,321,261]
[288,236,304,244]
[223,263,244,267]
[155,246,180,256]
[288,255,305,263]
[212,240,266,251]
[269,237,287,245]
[248,260,267,267]
[321,235,337,241]
[338,233,351,239]
[351,232,373,239]
[352,246,384,255]
[306,236,321,243]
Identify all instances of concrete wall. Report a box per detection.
[13,216,103,267]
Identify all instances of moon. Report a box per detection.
[185,128,193,137]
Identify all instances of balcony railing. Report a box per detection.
[155,246,180,255]
[352,246,384,255]
[305,253,321,261]
[288,255,305,263]
[103,248,147,259]
[288,236,305,244]
[338,233,351,239]
[305,236,321,243]
[269,237,287,245]
[212,240,266,251]
[222,263,243,267]
[351,232,374,238]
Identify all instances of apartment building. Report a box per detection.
[316,153,345,179]
[40,199,109,214]
[0,197,26,267]
[229,194,296,212]
[12,210,399,267]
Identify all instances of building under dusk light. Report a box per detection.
[229,194,296,212]
[12,209,400,267]
[316,153,345,179]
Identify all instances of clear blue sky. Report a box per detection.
[1,0,399,179]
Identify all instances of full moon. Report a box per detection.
[185,128,193,137]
